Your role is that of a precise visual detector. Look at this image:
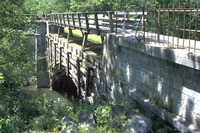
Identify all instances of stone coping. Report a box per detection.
[108,33,200,70]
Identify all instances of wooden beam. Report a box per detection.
[85,13,90,33]
[54,43,57,67]
[67,52,70,76]
[76,57,81,98]
[78,13,82,30]
[94,13,100,35]
[59,47,63,70]
[82,32,88,48]
[108,12,114,32]
[86,67,91,96]
[67,28,73,43]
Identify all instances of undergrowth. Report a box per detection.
[0,87,180,133]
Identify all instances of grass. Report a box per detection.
[64,28,102,44]
[148,92,173,113]
[58,28,103,59]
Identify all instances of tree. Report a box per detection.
[0,0,35,89]
[23,0,71,16]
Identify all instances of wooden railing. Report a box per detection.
[49,11,147,35]
[49,7,200,53]
[46,33,101,98]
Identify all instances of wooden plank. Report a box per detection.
[78,13,82,30]
[94,13,100,35]
[54,15,56,25]
[82,33,88,47]
[117,11,148,15]
[63,14,66,26]
[67,28,72,43]
[50,40,53,72]
[101,36,104,44]
[108,12,114,32]
[86,67,92,96]
[59,47,63,69]
[72,14,75,29]
[114,18,147,22]
[67,52,70,76]
[67,14,70,29]
[85,13,90,33]
[76,57,81,98]
[54,43,57,66]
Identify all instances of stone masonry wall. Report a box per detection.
[99,34,200,129]
[36,21,50,88]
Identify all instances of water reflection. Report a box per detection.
[22,85,71,104]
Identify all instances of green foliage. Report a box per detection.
[0,87,179,132]
[148,92,158,105]
[150,113,179,133]
[0,73,5,84]
[78,126,121,133]
[0,0,35,88]
[0,89,72,133]
[94,105,112,126]
[22,0,161,14]
[23,0,70,16]
[148,92,173,112]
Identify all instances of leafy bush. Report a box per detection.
[0,88,73,133]
[94,105,112,126]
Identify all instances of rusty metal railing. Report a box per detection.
[146,4,200,52]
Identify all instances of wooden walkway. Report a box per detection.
[49,11,146,47]
[49,11,146,35]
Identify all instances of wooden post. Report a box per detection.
[63,14,66,26]
[50,40,53,72]
[56,14,59,25]
[47,37,49,64]
[108,11,114,32]
[59,47,63,70]
[59,14,62,26]
[101,36,104,44]
[76,57,81,98]
[58,27,60,36]
[54,43,57,66]
[67,52,70,76]
[123,13,128,29]
[82,32,88,47]
[85,13,90,33]
[78,13,82,30]
[67,14,70,28]
[115,11,118,34]
[72,13,75,29]
[94,13,100,35]
[54,14,56,25]
[67,28,72,43]
[86,66,91,96]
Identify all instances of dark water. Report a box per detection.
[21,85,71,104]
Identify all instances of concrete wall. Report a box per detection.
[98,34,200,130]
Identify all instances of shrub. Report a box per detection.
[94,105,112,126]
